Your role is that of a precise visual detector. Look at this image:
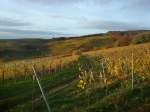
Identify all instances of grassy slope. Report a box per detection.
[0,64,76,111]
[1,30,150,61]
[0,35,113,61]
[0,31,150,111]
[0,43,149,112]
[8,66,150,112]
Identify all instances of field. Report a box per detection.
[0,43,150,112]
[0,55,78,81]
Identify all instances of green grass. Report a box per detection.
[87,81,150,112]
[9,78,150,112]
[0,64,77,111]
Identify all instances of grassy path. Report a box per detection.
[0,64,77,112]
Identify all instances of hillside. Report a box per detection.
[0,30,150,61]
[0,43,149,112]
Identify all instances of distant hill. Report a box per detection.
[0,30,150,61]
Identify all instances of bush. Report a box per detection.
[131,33,150,44]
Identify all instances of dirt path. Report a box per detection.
[33,82,70,103]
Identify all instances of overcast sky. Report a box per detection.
[0,0,150,39]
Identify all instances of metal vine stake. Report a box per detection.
[131,50,134,89]
[32,65,51,112]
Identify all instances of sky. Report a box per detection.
[0,0,150,39]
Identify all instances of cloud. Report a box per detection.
[0,28,67,38]
[132,0,150,9]
[83,20,148,31]
[15,0,80,5]
[49,14,87,22]
[14,0,114,5]
[0,18,31,27]
[1,0,150,39]
[122,0,150,12]
[14,0,150,14]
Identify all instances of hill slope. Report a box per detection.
[0,30,150,61]
[0,43,149,112]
